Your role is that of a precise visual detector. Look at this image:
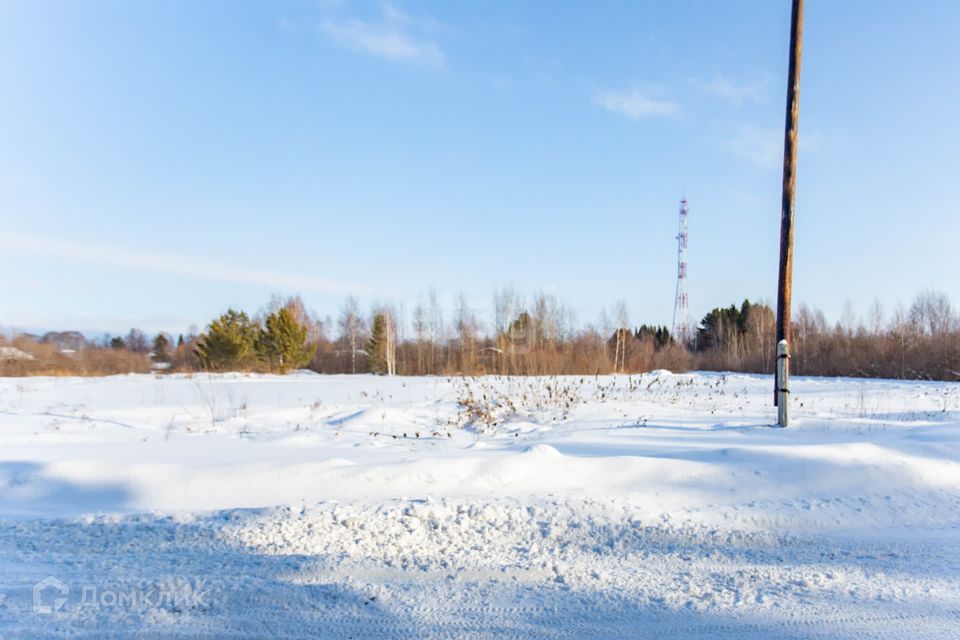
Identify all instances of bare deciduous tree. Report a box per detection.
[338,297,365,374]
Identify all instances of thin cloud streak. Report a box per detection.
[5,313,200,335]
[322,20,443,66]
[699,74,768,107]
[320,3,446,67]
[727,125,820,169]
[0,231,373,295]
[595,88,678,119]
[727,125,782,169]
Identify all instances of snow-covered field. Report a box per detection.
[1,371,958,638]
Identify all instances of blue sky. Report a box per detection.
[2,1,959,336]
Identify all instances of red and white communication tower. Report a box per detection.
[672,198,691,344]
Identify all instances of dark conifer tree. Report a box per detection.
[256,308,313,373]
[195,309,259,370]
[367,313,388,374]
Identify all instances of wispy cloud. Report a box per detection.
[0,231,373,295]
[321,3,446,68]
[727,125,819,169]
[727,125,782,169]
[5,313,200,336]
[698,74,769,107]
[595,87,678,120]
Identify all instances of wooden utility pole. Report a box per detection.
[775,0,804,419]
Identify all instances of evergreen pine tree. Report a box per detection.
[367,313,388,374]
[256,308,312,373]
[152,333,170,362]
[195,309,259,370]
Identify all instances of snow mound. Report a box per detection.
[524,443,564,458]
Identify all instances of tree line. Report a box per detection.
[2,289,958,381]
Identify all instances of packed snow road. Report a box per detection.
[0,372,958,637]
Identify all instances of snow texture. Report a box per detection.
[0,372,958,637]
